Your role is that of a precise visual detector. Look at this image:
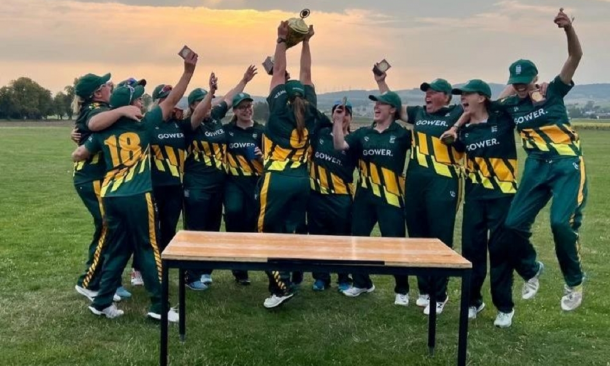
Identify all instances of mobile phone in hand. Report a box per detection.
[178,45,193,60]
[262,56,274,75]
[373,59,391,76]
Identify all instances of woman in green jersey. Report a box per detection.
[376,68,463,315]
[72,51,199,321]
[223,92,265,285]
[182,65,257,290]
[495,9,586,312]
[259,21,330,309]
[333,91,411,306]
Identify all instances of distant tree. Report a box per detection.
[10,77,54,119]
[64,84,76,119]
[54,92,68,119]
[0,86,16,119]
[253,101,269,122]
[584,100,595,111]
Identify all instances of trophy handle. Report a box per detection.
[300,9,310,19]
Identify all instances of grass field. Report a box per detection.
[1,125,609,366]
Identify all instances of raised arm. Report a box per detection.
[555,9,582,84]
[299,26,314,86]
[159,50,198,121]
[270,21,289,92]
[190,73,218,129]
[332,106,350,151]
[221,65,257,108]
[88,106,143,131]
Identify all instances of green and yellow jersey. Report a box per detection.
[73,102,110,185]
[309,127,357,196]
[406,105,464,178]
[84,106,164,197]
[263,85,329,175]
[346,122,411,208]
[454,111,518,200]
[183,102,229,190]
[497,75,580,158]
[150,118,192,187]
[224,121,265,179]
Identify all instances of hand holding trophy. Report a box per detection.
[284,9,312,48]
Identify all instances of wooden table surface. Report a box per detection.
[163,231,471,269]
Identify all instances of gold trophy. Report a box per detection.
[285,9,311,49]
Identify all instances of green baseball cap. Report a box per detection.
[508,59,538,85]
[420,78,452,94]
[368,91,402,111]
[232,92,253,109]
[75,72,111,99]
[452,79,492,98]
[117,78,147,88]
[286,80,305,99]
[110,85,145,109]
[152,84,173,101]
[188,88,208,105]
[332,99,353,115]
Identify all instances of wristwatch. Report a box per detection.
[277,37,287,44]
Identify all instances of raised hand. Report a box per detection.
[183,49,198,74]
[554,8,574,29]
[278,21,289,38]
[209,72,218,93]
[304,25,315,41]
[373,63,387,83]
[243,65,258,83]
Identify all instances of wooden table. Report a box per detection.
[160,231,472,366]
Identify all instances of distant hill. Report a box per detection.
[250,83,610,116]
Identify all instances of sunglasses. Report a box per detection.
[236,103,253,110]
[160,85,173,94]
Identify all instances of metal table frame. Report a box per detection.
[160,259,471,366]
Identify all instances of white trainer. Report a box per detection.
[424,297,448,315]
[394,293,409,307]
[263,293,295,309]
[416,294,430,307]
[148,308,180,323]
[561,284,583,311]
[75,285,98,302]
[522,261,544,300]
[468,303,486,320]
[131,269,144,286]
[494,309,515,328]
[341,284,376,298]
[89,304,124,319]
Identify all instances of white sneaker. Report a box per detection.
[394,293,409,307]
[416,294,430,307]
[561,284,583,311]
[494,309,515,328]
[148,308,180,323]
[113,294,121,302]
[263,293,295,309]
[131,269,144,286]
[522,261,544,300]
[468,303,486,320]
[424,297,448,315]
[341,284,376,298]
[201,274,213,285]
[75,285,98,302]
[89,304,124,319]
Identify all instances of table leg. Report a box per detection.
[160,262,169,366]
[458,270,471,366]
[428,276,437,356]
[179,268,186,342]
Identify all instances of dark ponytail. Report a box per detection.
[292,95,307,141]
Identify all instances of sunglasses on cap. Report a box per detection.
[160,85,173,93]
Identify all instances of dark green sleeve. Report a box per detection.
[143,105,164,129]
[345,127,363,153]
[547,75,574,98]
[304,85,317,108]
[84,134,101,154]
[211,101,229,121]
[406,106,420,124]
[255,124,265,148]
[267,84,288,115]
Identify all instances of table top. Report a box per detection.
[162,231,471,269]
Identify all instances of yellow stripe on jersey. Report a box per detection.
[432,137,451,165]
[578,157,586,206]
[358,160,403,207]
[257,174,271,233]
[331,173,349,195]
[520,129,550,151]
[317,165,329,190]
[417,132,429,155]
[152,146,166,172]
[236,155,253,175]
[381,167,399,196]
[488,158,516,182]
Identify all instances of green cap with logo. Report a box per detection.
[452,79,492,98]
[187,88,208,105]
[368,91,402,111]
[508,59,538,85]
[117,78,147,88]
[332,99,353,115]
[75,72,111,99]
[152,84,173,101]
[110,85,145,109]
[232,92,253,109]
[286,80,305,99]
[420,78,452,94]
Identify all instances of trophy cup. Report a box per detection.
[285,9,311,49]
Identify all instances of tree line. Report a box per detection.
[0,77,271,122]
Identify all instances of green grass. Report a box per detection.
[1,126,610,366]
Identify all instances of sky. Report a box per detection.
[0,0,608,96]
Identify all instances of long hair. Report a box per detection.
[291,95,307,140]
[71,96,85,115]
